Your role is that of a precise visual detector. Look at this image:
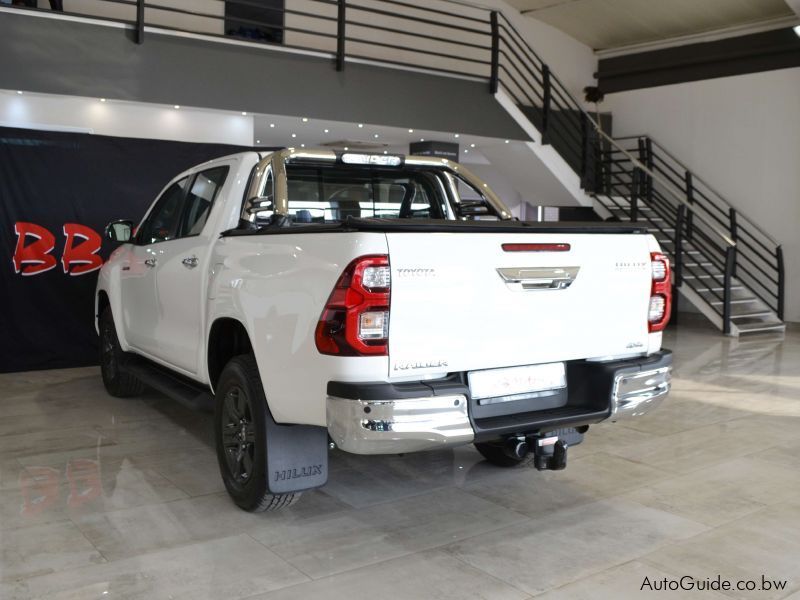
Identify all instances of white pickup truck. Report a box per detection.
[97,148,672,511]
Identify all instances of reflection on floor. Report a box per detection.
[0,320,798,599]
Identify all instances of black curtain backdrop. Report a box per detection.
[0,126,260,373]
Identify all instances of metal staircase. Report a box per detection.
[489,13,786,336]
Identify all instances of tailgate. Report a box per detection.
[387,232,654,378]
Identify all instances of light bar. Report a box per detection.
[341,153,402,167]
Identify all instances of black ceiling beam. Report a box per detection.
[596,27,800,94]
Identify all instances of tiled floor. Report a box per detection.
[0,320,798,599]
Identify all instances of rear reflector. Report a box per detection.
[502,243,571,252]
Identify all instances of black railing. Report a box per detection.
[607,136,785,325]
[4,0,784,331]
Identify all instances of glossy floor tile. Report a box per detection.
[0,320,798,599]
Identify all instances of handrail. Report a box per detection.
[646,137,781,247]
[494,13,735,248]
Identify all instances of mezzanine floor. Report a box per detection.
[0,319,798,600]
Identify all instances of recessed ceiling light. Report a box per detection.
[302,117,309,122]
[174,105,180,109]
[16,90,23,95]
[464,149,469,153]
[301,143,305,147]
[504,139,510,144]
[374,134,379,138]
[358,124,363,128]
[269,123,275,128]
[470,143,476,148]
[241,111,247,116]
[383,150,388,154]
[291,133,297,138]
[454,133,460,138]
[256,139,261,144]
[324,128,329,133]
[100,98,107,103]
[420,138,425,142]
[344,146,349,150]
[408,129,414,133]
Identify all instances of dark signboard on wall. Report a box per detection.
[409,141,459,161]
[0,126,257,373]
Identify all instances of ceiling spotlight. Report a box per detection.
[408,129,414,133]
[16,90,23,95]
[344,146,349,150]
[256,139,261,144]
[301,143,305,147]
[374,134,379,138]
[383,150,388,154]
[174,105,181,109]
[241,111,247,116]
[504,139,510,144]
[269,123,275,128]
[470,143,476,148]
[358,123,363,128]
[454,133,460,138]
[420,138,425,142]
[324,128,329,133]
[291,133,297,138]
[464,149,469,153]
[100,98,107,103]
[302,117,309,122]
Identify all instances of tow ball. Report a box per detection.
[504,427,585,470]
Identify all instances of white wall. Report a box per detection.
[0,92,253,145]
[604,67,800,322]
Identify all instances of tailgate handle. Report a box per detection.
[497,267,579,291]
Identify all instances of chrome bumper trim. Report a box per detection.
[326,394,474,454]
[611,366,671,419]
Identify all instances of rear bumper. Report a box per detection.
[327,349,672,454]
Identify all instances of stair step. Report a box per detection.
[696,286,744,292]
[734,321,786,334]
[730,311,774,319]
[710,298,757,306]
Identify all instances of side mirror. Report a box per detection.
[105,220,134,243]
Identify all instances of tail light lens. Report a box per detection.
[315,255,390,356]
[649,252,672,332]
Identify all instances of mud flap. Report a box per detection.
[265,412,329,494]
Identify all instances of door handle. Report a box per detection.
[182,256,199,269]
[144,258,157,268]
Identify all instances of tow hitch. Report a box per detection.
[505,427,585,470]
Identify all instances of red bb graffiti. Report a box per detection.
[12,222,58,276]
[12,222,105,277]
[62,223,103,276]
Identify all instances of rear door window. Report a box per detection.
[177,166,229,237]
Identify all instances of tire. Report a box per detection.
[474,441,536,468]
[214,354,301,512]
[99,308,144,398]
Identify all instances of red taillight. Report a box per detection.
[649,252,672,332]
[502,243,571,252]
[315,255,390,356]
